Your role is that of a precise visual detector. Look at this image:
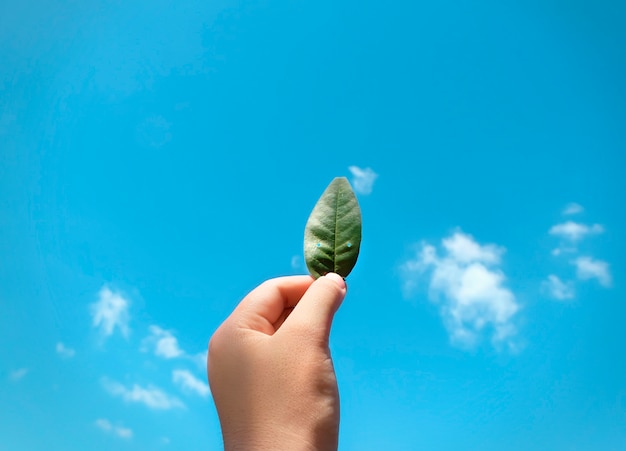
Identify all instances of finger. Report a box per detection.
[272,306,294,331]
[279,273,347,344]
[229,275,314,334]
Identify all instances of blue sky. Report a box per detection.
[1,0,625,449]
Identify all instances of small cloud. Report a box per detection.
[56,342,75,359]
[91,286,130,338]
[102,379,185,410]
[95,418,133,439]
[9,368,28,381]
[573,257,612,287]
[142,326,184,359]
[401,230,519,350]
[348,166,378,195]
[549,221,604,242]
[172,369,211,398]
[115,426,133,439]
[95,418,112,431]
[142,325,208,373]
[160,437,171,445]
[290,255,303,271]
[543,275,575,300]
[562,203,584,215]
[551,247,578,256]
[191,350,208,370]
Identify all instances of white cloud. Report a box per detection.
[401,231,519,349]
[9,368,28,381]
[172,369,211,398]
[115,426,133,439]
[574,257,612,287]
[95,418,133,439]
[102,379,185,410]
[543,275,575,300]
[562,203,584,215]
[192,350,208,370]
[91,287,130,338]
[142,325,183,359]
[551,247,578,256]
[290,255,302,271]
[116,426,133,439]
[348,166,378,195]
[142,325,208,374]
[56,342,75,358]
[549,221,604,242]
[442,232,503,264]
[95,418,112,431]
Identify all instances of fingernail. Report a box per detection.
[324,272,346,289]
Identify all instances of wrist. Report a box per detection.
[223,422,336,451]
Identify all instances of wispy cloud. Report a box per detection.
[91,286,130,338]
[9,368,28,381]
[401,231,519,349]
[56,342,75,359]
[562,203,584,215]
[142,325,184,359]
[348,166,378,195]
[547,208,612,297]
[573,257,612,287]
[102,379,185,410]
[549,221,604,242]
[172,369,211,398]
[290,255,303,271]
[542,275,575,300]
[551,247,577,257]
[95,418,133,439]
[192,350,208,370]
[141,325,209,371]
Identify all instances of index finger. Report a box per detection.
[228,275,314,335]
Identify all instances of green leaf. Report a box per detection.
[304,177,362,279]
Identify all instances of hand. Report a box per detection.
[207,273,347,451]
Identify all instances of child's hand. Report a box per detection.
[208,273,347,451]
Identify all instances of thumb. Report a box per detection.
[279,273,347,344]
